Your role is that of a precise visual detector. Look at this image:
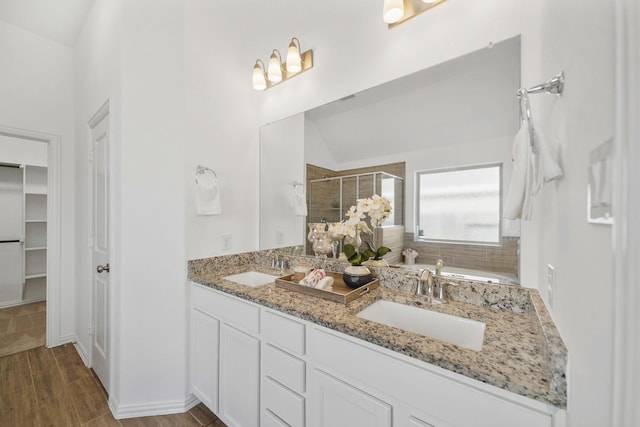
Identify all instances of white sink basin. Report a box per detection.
[223,271,278,287]
[356,300,486,351]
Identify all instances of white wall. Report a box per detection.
[76,0,189,415]
[0,18,76,341]
[0,135,48,166]
[184,0,261,259]
[534,0,615,425]
[74,0,122,388]
[259,113,305,249]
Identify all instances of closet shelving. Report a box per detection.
[22,165,47,301]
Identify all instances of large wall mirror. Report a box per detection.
[260,36,521,283]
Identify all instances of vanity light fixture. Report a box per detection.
[252,60,267,91]
[267,50,283,83]
[383,0,404,23]
[383,0,447,28]
[252,37,314,91]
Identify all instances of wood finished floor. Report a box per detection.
[0,301,46,358]
[0,344,227,427]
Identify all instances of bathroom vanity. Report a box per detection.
[188,255,566,427]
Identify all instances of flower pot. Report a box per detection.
[363,259,388,268]
[405,256,416,265]
[343,266,372,289]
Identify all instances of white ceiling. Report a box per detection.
[0,0,95,47]
[305,36,521,164]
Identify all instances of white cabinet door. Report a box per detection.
[309,369,392,427]
[219,323,261,427]
[191,309,220,413]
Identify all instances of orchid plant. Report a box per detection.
[330,195,393,265]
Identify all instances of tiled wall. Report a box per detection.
[306,162,406,256]
[403,234,519,277]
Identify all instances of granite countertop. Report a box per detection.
[188,257,567,409]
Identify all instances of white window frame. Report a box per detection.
[414,163,503,245]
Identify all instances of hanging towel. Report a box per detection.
[504,91,564,221]
[504,123,535,220]
[293,183,307,216]
[196,171,221,215]
[530,120,563,194]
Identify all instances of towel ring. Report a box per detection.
[195,165,217,184]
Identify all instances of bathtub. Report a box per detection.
[395,263,519,285]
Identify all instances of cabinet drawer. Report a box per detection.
[264,343,306,394]
[263,376,305,427]
[262,309,306,355]
[192,283,259,334]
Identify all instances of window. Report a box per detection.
[415,164,502,244]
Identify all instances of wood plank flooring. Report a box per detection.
[0,344,227,427]
[0,301,46,358]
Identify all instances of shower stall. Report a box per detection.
[307,171,404,261]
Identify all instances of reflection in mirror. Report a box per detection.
[259,36,522,284]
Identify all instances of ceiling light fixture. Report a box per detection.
[383,0,447,27]
[252,37,314,91]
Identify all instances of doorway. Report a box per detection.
[0,126,61,351]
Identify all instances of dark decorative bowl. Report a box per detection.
[343,266,373,289]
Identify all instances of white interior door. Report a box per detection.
[90,112,110,391]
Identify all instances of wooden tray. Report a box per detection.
[275,271,378,304]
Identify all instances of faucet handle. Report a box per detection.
[435,259,444,276]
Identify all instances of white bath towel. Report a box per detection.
[293,184,307,216]
[196,171,221,215]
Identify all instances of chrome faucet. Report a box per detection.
[407,269,435,301]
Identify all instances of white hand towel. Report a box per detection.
[531,121,563,195]
[504,124,535,220]
[293,184,307,216]
[196,172,221,215]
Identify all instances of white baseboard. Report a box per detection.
[0,298,45,309]
[109,393,200,420]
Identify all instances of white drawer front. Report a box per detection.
[263,376,305,427]
[192,283,260,334]
[262,309,306,355]
[264,343,306,394]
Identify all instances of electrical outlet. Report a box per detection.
[276,231,284,244]
[222,234,232,250]
[547,264,555,307]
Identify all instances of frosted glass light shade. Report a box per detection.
[252,61,267,90]
[286,40,302,73]
[267,51,283,83]
[383,0,404,23]
[421,0,438,3]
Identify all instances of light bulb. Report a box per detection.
[267,50,283,83]
[286,39,302,73]
[252,61,267,90]
[383,0,404,24]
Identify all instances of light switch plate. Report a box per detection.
[222,234,232,250]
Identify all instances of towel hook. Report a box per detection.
[195,165,217,183]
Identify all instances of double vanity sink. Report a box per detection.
[193,257,567,410]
